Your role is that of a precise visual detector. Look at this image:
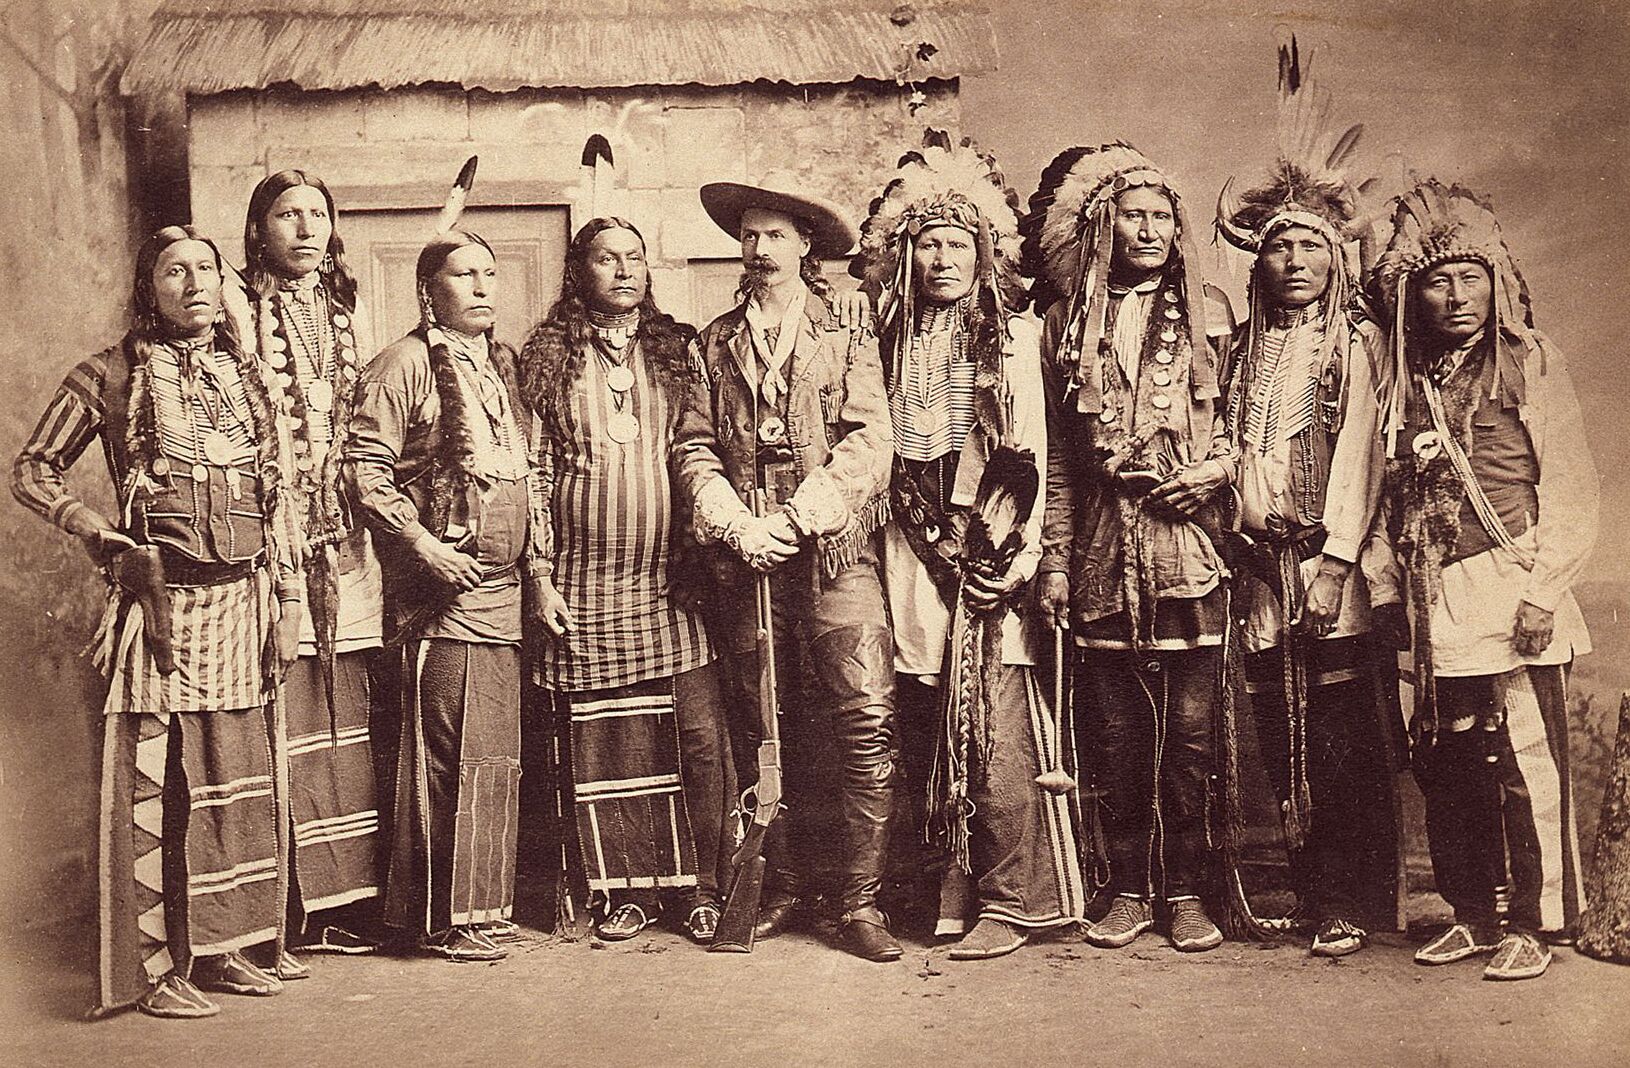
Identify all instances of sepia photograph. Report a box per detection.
[0,1,1626,1064]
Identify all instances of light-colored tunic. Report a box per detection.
[884,315,1047,676]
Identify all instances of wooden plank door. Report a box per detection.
[340,204,569,354]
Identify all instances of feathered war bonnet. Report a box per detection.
[852,128,1027,322]
[1020,142,1216,414]
[851,129,1028,437]
[1370,178,1538,440]
[1215,36,1374,349]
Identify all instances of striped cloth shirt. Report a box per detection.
[13,349,118,533]
[13,343,257,531]
[535,340,712,691]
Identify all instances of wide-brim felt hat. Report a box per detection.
[700,178,858,258]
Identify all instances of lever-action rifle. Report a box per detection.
[711,488,783,953]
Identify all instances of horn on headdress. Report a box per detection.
[435,155,479,234]
[1214,178,1259,252]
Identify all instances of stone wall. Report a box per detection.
[187,79,962,327]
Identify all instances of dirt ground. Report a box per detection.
[6,892,1630,1068]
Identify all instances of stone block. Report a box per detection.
[258,89,366,146]
[470,141,582,188]
[624,190,665,258]
[188,93,261,168]
[616,102,668,190]
[665,107,745,186]
[659,186,741,261]
[266,142,433,192]
[647,265,694,325]
[363,88,469,143]
[469,88,586,144]
[190,163,264,263]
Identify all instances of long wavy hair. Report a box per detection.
[243,169,359,312]
[519,217,697,440]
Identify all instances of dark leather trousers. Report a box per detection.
[721,553,900,913]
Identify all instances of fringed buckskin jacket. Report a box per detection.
[673,292,893,581]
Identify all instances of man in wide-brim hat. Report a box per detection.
[674,175,903,962]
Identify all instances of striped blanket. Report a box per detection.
[98,707,285,1015]
[567,681,698,892]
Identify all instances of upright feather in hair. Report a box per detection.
[435,155,479,234]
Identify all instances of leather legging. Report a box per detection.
[720,553,900,912]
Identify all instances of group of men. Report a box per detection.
[11,46,1600,1022]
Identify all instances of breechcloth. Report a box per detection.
[384,639,521,933]
[284,651,380,922]
[98,706,283,1013]
[1079,646,1218,899]
[1412,665,1585,933]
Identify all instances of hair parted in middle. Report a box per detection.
[243,169,359,312]
[518,217,698,440]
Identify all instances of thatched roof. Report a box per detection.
[120,0,998,96]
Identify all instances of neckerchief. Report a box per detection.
[1107,277,1160,384]
[744,283,806,407]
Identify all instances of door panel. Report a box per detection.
[341,204,569,353]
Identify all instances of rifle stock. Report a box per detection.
[711,490,782,954]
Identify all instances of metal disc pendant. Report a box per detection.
[1160,328,1178,343]
[607,411,641,444]
[1151,393,1173,410]
[757,415,787,446]
[190,463,209,483]
[152,456,172,477]
[202,430,236,466]
[1155,349,1175,365]
[605,364,636,393]
[912,407,943,435]
[1164,307,1181,321]
[1153,369,1173,387]
[306,378,334,412]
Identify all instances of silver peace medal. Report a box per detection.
[202,429,237,467]
[306,377,334,412]
[912,407,943,435]
[607,411,641,444]
[605,364,636,393]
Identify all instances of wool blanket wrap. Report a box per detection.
[567,679,699,893]
[924,665,1086,934]
[97,706,285,1014]
[285,651,379,919]
[384,639,521,933]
